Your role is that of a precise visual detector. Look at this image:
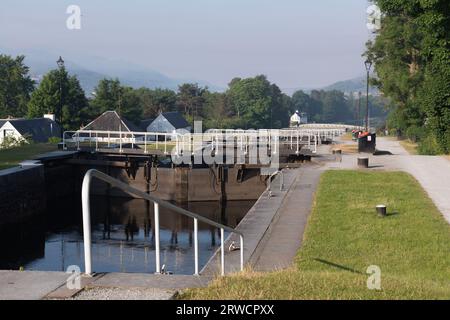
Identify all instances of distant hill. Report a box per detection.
[321,76,378,95]
[1,48,223,96]
[283,76,379,96]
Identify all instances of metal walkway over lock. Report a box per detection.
[63,125,356,159]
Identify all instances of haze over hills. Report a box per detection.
[1,48,223,96]
[282,76,379,96]
[2,48,378,97]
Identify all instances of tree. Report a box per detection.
[0,55,34,118]
[176,83,207,121]
[226,75,288,129]
[291,90,322,122]
[365,0,450,153]
[136,88,176,118]
[90,79,142,122]
[202,92,230,129]
[28,68,88,130]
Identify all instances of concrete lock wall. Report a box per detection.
[0,165,46,226]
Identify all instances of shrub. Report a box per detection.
[406,126,425,143]
[418,134,443,155]
[0,135,27,149]
[48,136,61,144]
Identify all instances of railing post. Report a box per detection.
[154,202,161,273]
[220,228,225,276]
[81,172,93,276]
[164,134,167,154]
[240,235,244,271]
[144,133,147,154]
[194,218,199,275]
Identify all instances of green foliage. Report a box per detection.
[90,79,142,122]
[176,83,207,122]
[47,136,61,144]
[226,75,289,129]
[0,135,27,149]
[366,0,450,154]
[405,125,425,142]
[136,87,177,118]
[417,133,443,155]
[27,68,89,130]
[0,54,34,118]
[291,89,387,125]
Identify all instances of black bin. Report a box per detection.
[358,132,376,153]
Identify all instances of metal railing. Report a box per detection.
[81,169,244,276]
[64,127,346,157]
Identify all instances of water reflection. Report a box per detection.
[0,196,253,274]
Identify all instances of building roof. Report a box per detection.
[82,111,142,132]
[140,118,155,131]
[160,112,190,129]
[2,118,61,143]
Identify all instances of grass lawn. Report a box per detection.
[399,139,419,155]
[181,170,450,299]
[0,143,58,170]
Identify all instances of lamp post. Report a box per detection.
[57,56,65,139]
[364,59,372,132]
[358,91,362,129]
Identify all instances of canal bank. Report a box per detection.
[0,163,324,299]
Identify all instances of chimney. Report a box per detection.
[44,114,56,121]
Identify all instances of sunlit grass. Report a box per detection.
[0,143,58,170]
[181,170,450,299]
[399,139,418,155]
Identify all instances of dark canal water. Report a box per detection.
[0,196,254,274]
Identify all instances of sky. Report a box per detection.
[0,0,373,89]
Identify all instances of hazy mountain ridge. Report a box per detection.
[1,48,223,95]
[283,76,379,96]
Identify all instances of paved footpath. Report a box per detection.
[329,137,450,224]
[253,165,322,271]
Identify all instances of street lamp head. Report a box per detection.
[364,59,372,72]
[57,56,65,68]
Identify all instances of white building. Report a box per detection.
[289,111,308,127]
[0,115,61,148]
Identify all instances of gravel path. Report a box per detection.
[72,287,176,300]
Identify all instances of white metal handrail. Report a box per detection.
[64,127,346,158]
[81,169,244,276]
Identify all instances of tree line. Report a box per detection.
[0,54,386,133]
[365,0,449,154]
